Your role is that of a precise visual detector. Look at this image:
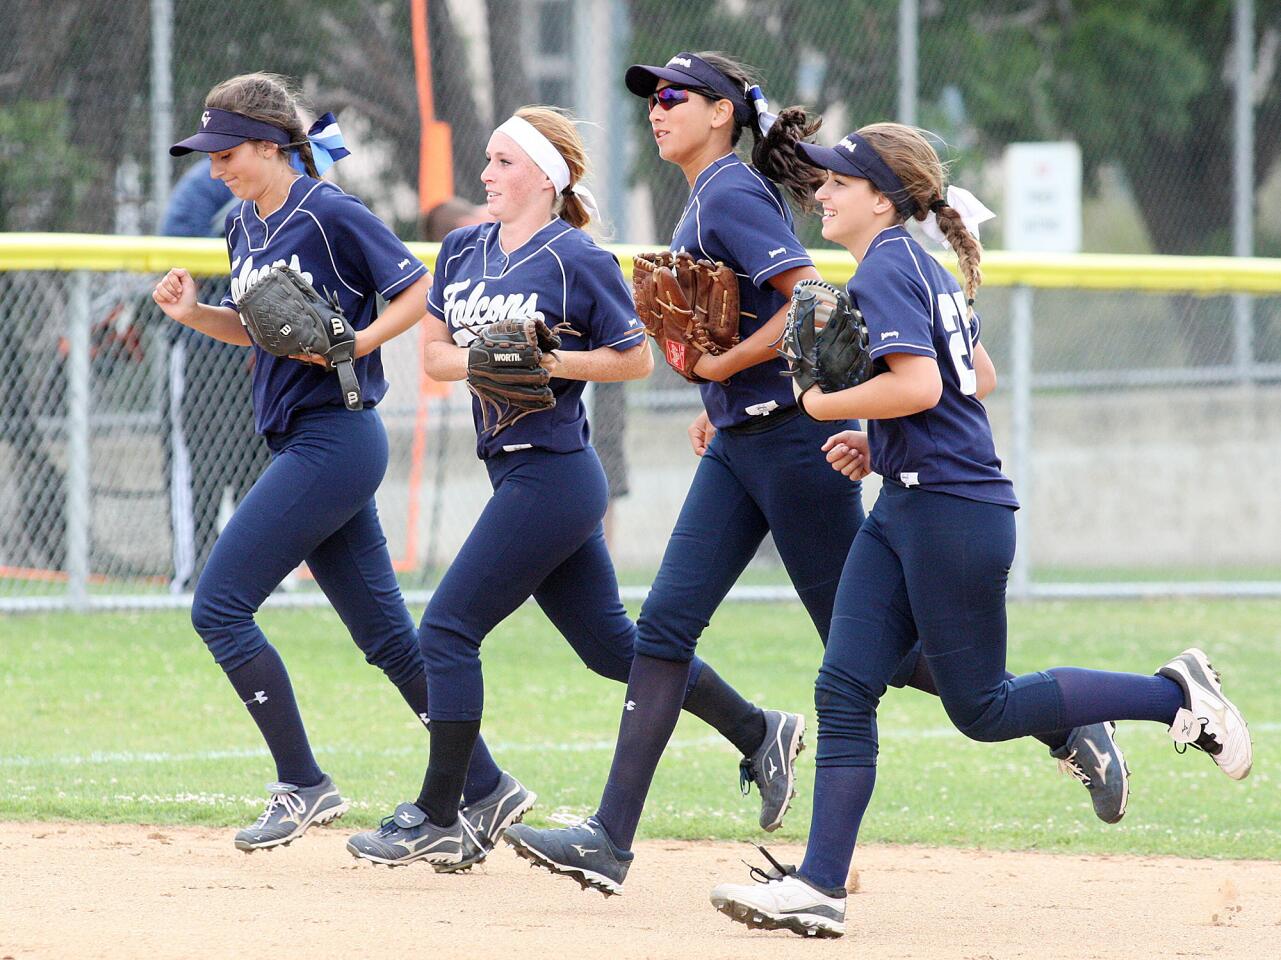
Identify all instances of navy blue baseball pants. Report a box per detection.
[191,406,420,683]
[635,411,871,662]
[420,445,704,722]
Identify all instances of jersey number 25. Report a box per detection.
[937,291,976,396]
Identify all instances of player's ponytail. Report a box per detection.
[205,72,321,178]
[696,52,823,212]
[859,122,984,312]
[514,106,593,230]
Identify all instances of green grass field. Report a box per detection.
[1,599,1274,859]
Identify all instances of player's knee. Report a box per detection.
[944,694,1009,743]
[189,588,228,641]
[635,596,704,662]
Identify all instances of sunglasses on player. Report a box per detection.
[647,86,721,111]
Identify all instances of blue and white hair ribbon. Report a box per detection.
[291,112,350,175]
[746,84,777,136]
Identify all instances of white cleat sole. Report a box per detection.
[710,893,844,939]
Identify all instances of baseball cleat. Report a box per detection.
[710,847,846,939]
[740,710,806,831]
[1158,648,1252,780]
[438,771,538,874]
[503,818,633,896]
[345,801,476,868]
[234,776,349,852]
[1051,722,1130,824]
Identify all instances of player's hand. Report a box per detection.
[822,429,871,481]
[688,410,716,456]
[152,268,198,323]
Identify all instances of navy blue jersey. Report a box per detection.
[427,220,645,460]
[850,225,1017,507]
[670,154,812,429]
[220,176,427,435]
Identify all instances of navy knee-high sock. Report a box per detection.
[226,645,324,787]
[594,654,691,850]
[798,764,877,892]
[680,662,766,756]
[394,669,502,804]
[1047,668,1184,729]
[416,719,481,827]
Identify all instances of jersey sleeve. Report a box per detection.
[851,257,937,360]
[325,193,427,301]
[425,229,458,322]
[704,182,811,289]
[219,210,242,308]
[572,244,646,351]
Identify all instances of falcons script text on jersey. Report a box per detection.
[230,253,314,304]
[442,278,546,343]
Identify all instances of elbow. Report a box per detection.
[978,370,997,400]
[621,342,654,381]
[903,377,943,416]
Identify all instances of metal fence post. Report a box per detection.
[1009,286,1033,599]
[66,271,92,611]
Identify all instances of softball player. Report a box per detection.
[346,106,798,873]
[709,123,1253,938]
[506,51,1128,897]
[153,72,509,853]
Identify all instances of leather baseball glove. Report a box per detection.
[466,317,561,435]
[777,279,874,416]
[236,264,362,410]
[632,251,739,383]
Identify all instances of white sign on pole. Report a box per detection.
[1004,142,1082,253]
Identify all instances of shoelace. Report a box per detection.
[739,759,758,797]
[1056,749,1093,787]
[743,844,793,885]
[548,811,596,832]
[253,789,306,828]
[1173,713,1217,756]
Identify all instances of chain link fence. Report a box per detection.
[3,0,1281,608]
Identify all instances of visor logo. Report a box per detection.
[667,56,692,68]
[839,137,857,153]
[201,111,211,127]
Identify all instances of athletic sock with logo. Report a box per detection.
[593,654,691,851]
[226,644,324,788]
[680,662,766,756]
[393,669,502,804]
[798,764,876,892]
[416,719,481,827]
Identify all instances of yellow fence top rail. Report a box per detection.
[4,232,1281,295]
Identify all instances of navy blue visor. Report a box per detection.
[170,108,291,156]
[625,53,752,122]
[796,133,918,217]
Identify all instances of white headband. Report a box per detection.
[494,115,601,223]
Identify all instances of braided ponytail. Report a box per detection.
[859,122,983,314]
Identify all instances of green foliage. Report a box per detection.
[0,101,99,232]
[2,600,1275,859]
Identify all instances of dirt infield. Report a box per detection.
[2,822,1278,960]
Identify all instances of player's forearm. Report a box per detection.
[543,341,652,382]
[356,276,431,357]
[424,340,468,381]
[804,366,942,421]
[177,304,252,346]
[708,300,790,378]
